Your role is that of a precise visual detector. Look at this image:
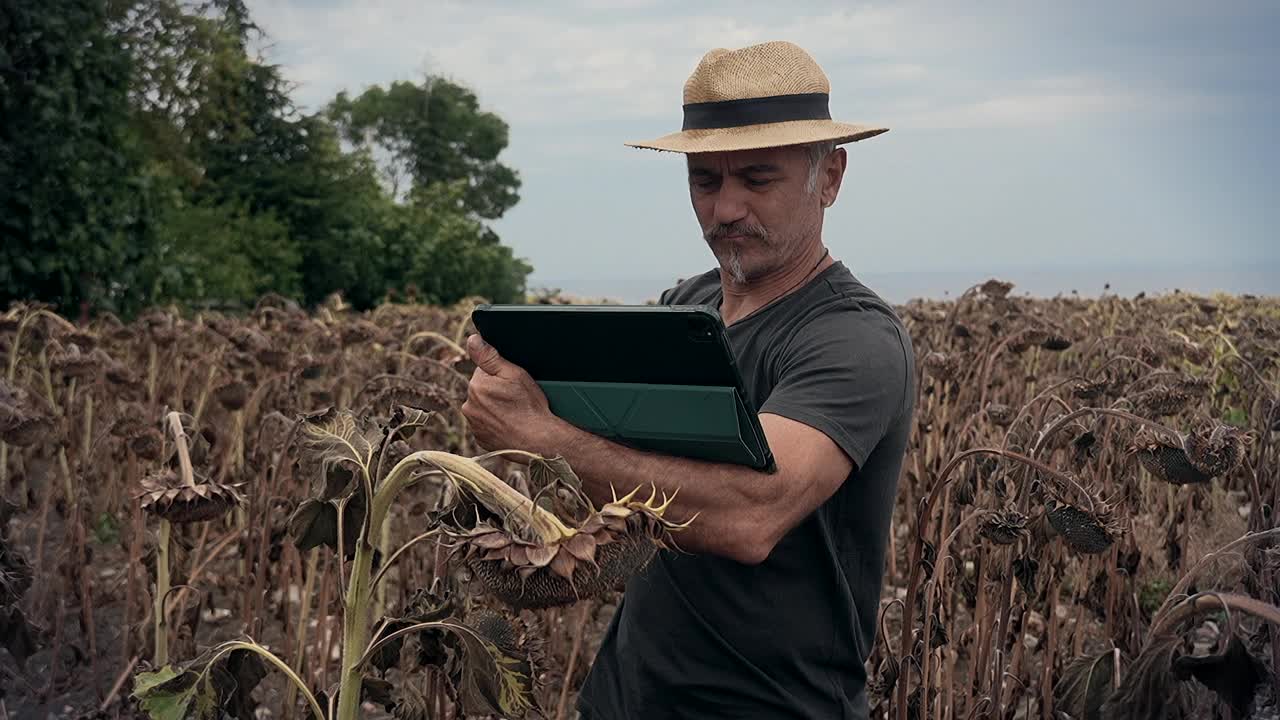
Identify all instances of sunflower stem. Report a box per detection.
[1150,527,1280,628]
[153,518,170,666]
[1032,406,1178,458]
[377,450,574,544]
[370,530,439,593]
[195,640,325,720]
[335,536,376,720]
[285,548,320,718]
[373,513,392,619]
[404,330,467,358]
[1150,592,1280,639]
[354,619,489,671]
[146,342,158,409]
[165,411,196,489]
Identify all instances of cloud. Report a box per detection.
[251,0,1230,142]
[250,2,983,123]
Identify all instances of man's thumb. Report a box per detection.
[466,334,507,375]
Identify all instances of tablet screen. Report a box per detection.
[470,304,744,388]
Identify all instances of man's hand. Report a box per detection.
[460,333,562,460]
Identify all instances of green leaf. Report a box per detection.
[93,511,121,545]
[1222,406,1248,427]
[192,676,219,720]
[132,666,184,697]
[131,666,218,720]
[133,648,262,720]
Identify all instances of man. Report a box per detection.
[461,40,915,719]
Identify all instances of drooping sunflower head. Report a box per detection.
[978,507,1029,546]
[1128,428,1213,486]
[445,483,688,610]
[1043,493,1126,556]
[138,470,244,524]
[1181,421,1247,479]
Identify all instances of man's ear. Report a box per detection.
[820,147,848,208]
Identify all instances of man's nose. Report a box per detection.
[712,182,748,226]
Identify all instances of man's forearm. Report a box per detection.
[536,418,782,564]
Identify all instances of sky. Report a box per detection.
[246,0,1279,303]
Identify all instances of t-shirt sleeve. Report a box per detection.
[759,308,910,469]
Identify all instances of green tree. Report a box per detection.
[2,0,531,317]
[328,79,521,219]
[143,194,300,308]
[395,182,532,305]
[0,0,156,316]
[121,0,391,308]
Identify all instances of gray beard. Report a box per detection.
[726,245,747,285]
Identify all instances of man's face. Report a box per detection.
[687,145,834,285]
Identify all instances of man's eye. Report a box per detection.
[746,178,773,187]
[692,178,719,190]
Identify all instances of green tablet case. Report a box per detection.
[536,380,771,469]
[470,304,776,472]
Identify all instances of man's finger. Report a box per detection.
[466,333,513,377]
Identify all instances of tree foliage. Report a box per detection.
[0,0,531,317]
[0,0,155,315]
[328,79,521,219]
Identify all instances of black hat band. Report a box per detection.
[681,92,831,131]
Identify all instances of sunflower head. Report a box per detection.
[138,470,244,524]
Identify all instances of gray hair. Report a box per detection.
[804,140,838,195]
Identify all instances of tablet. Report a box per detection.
[469,304,776,471]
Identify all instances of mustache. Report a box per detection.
[703,221,769,243]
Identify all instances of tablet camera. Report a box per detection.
[688,318,714,342]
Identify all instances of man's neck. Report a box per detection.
[718,243,833,326]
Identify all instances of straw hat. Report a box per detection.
[626,40,888,154]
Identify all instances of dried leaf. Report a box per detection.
[601,504,630,519]
[287,499,335,551]
[1055,649,1118,720]
[549,547,577,581]
[451,620,538,718]
[300,407,374,478]
[471,532,512,550]
[563,532,598,565]
[525,544,558,568]
[481,547,510,562]
[0,606,41,669]
[1100,636,1188,720]
[507,544,529,566]
[1172,634,1265,715]
[392,679,429,720]
[319,460,356,501]
[387,404,436,440]
[208,649,268,719]
[528,456,591,522]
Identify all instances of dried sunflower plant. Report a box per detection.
[876,282,1279,720]
[130,394,687,719]
[2,284,1276,719]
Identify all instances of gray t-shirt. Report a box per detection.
[577,260,916,720]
